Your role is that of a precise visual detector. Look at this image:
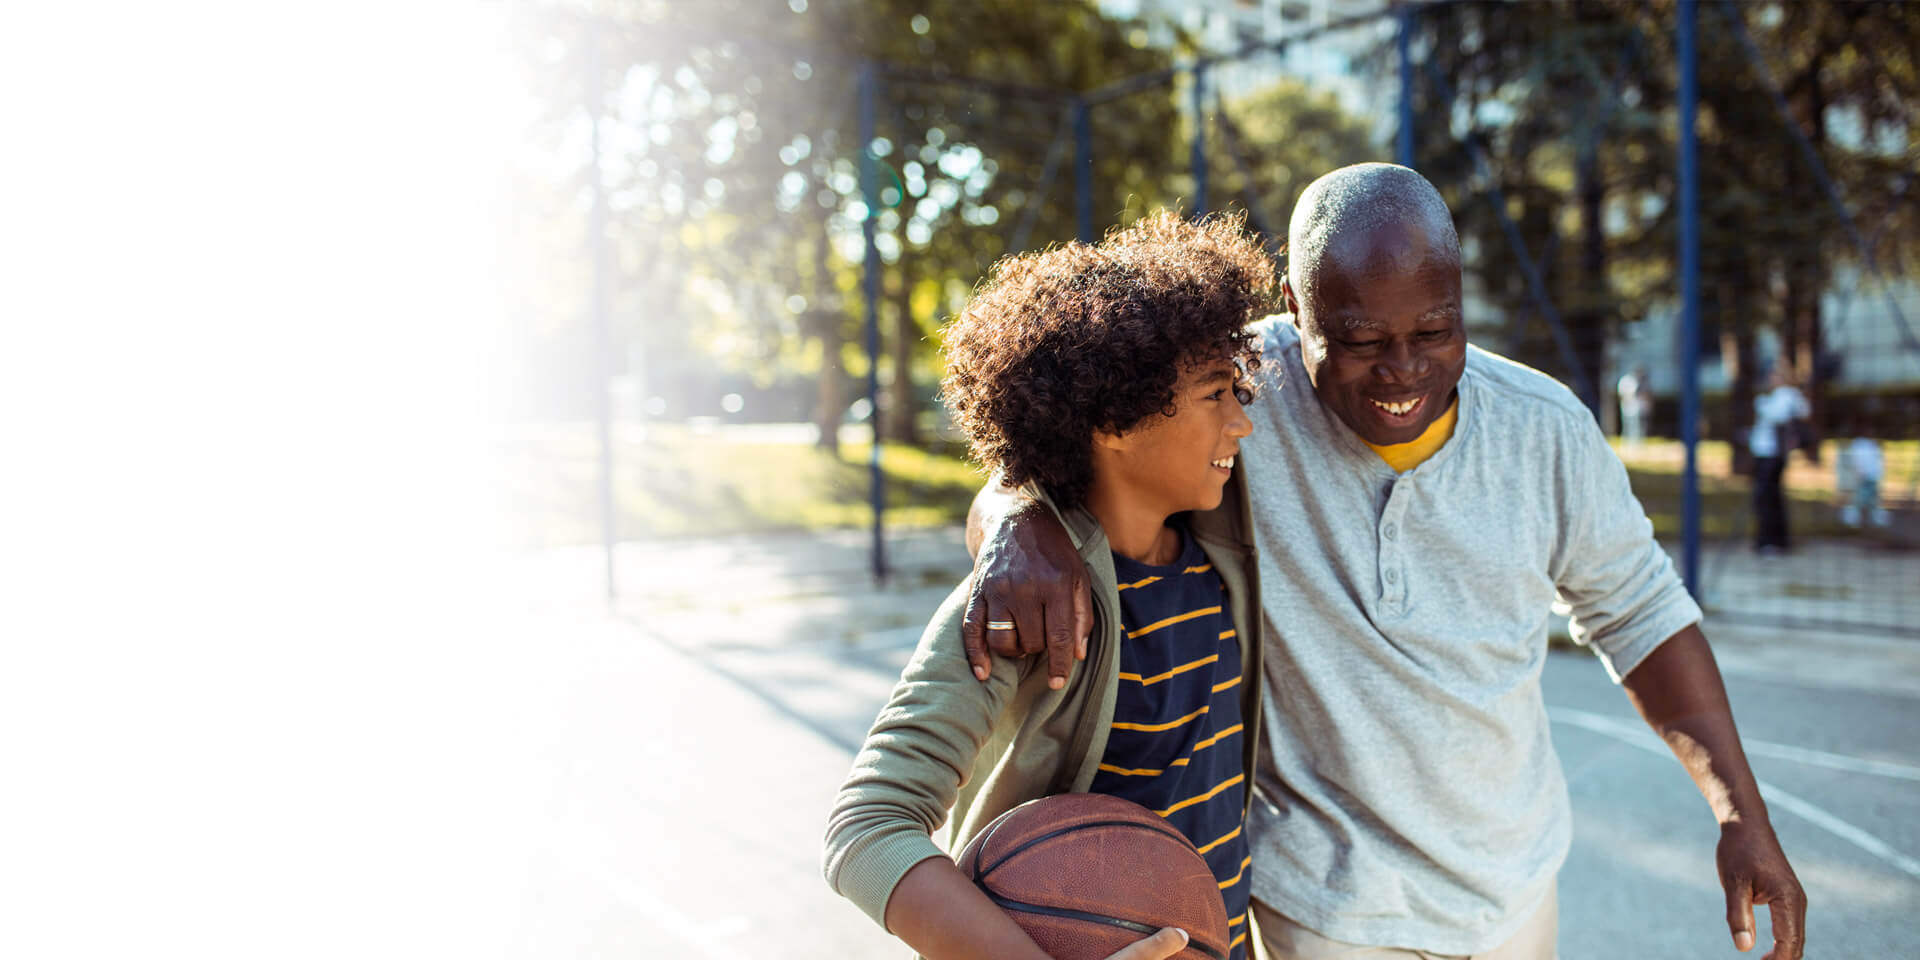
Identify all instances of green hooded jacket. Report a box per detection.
[821,469,1265,933]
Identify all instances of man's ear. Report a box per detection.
[1280,277,1300,317]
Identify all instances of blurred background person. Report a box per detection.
[1838,426,1890,528]
[1749,368,1811,554]
[1616,365,1651,446]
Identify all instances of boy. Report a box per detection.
[822,210,1278,960]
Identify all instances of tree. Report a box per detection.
[1393,0,1920,450]
[510,0,1189,453]
[1207,78,1383,251]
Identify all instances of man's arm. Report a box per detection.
[961,482,1091,688]
[1621,625,1807,960]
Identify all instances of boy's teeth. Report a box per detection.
[1211,456,1234,469]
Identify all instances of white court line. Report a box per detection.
[1741,740,1920,783]
[1548,707,1920,882]
[1757,784,1920,880]
[1551,706,1920,783]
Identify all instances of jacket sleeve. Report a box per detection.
[821,583,1027,930]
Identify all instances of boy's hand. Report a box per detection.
[1104,927,1191,960]
[961,497,1092,689]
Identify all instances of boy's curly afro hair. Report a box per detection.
[940,210,1278,507]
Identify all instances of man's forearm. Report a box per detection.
[1621,625,1767,825]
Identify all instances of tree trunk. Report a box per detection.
[886,257,921,446]
[808,224,844,455]
[1721,279,1758,475]
[1573,135,1608,424]
[811,310,845,455]
[1782,52,1828,462]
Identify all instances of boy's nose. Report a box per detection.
[1227,407,1253,438]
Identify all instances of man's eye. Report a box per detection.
[1418,330,1451,342]
[1343,340,1382,350]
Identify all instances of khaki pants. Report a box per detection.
[1248,882,1557,960]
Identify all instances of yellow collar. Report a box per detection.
[1363,397,1459,472]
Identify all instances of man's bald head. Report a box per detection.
[1286,163,1460,312]
[1282,163,1469,447]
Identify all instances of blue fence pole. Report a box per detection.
[858,61,887,584]
[1397,5,1415,168]
[1190,61,1208,217]
[1074,98,1094,243]
[1677,0,1703,596]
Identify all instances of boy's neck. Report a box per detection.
[1083,480,1180,565]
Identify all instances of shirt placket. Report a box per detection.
[1379,478,1409,611]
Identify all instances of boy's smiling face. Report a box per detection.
[1095,360,1255,518]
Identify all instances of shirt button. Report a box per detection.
[1385,569,1398,584]
[1384,523,1397,540]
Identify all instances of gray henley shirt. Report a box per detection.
[1240,317,1702,953]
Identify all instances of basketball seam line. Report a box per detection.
[975,819,1194,880]
[981,891,1229,960]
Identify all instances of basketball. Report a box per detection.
[953,792,1232,960]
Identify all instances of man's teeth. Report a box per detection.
[1370,397,1420,416]
[1211,456,1234,469]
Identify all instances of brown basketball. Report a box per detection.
[953,792,1232,960]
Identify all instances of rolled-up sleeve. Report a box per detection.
[1554,420,1703,682]
[821,585,1023,929]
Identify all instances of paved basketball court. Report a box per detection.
[496,529,1919,960]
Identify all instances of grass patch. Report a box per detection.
[499,423,988,546]
[498,425,1911,546]
[1614,438,1916,541]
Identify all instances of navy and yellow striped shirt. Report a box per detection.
[1090,526,1251,960]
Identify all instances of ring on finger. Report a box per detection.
[985,620,1016,631]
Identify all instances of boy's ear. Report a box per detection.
[1092,426,1129,452]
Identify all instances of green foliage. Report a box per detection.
[1205,77,1384,250]
[1398,0,1920,433]
[508,0,1187,426]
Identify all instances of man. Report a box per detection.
[1617,365,1650,445]
[1748,368,1811,554]
[963,164,1805,960]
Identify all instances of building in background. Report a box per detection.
[1615,273,1920,429]
[1101,0,1394,115]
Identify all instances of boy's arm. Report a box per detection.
[886,858,1190,960]
[822,584,1026,924]
[962,481,1093,688]
[823,587,1186,960]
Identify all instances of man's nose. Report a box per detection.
[1374,340,1426,382]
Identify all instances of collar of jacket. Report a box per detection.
[1021,467,1264,809]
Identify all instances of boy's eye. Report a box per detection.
[1205,389,1227,401]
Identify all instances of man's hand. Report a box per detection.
[1103,927,1190,960]
[961,495,1092,689]
[1718,819,1807,959]
[1620,626,1807,960]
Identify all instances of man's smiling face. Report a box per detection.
[1288,218,1466,447]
